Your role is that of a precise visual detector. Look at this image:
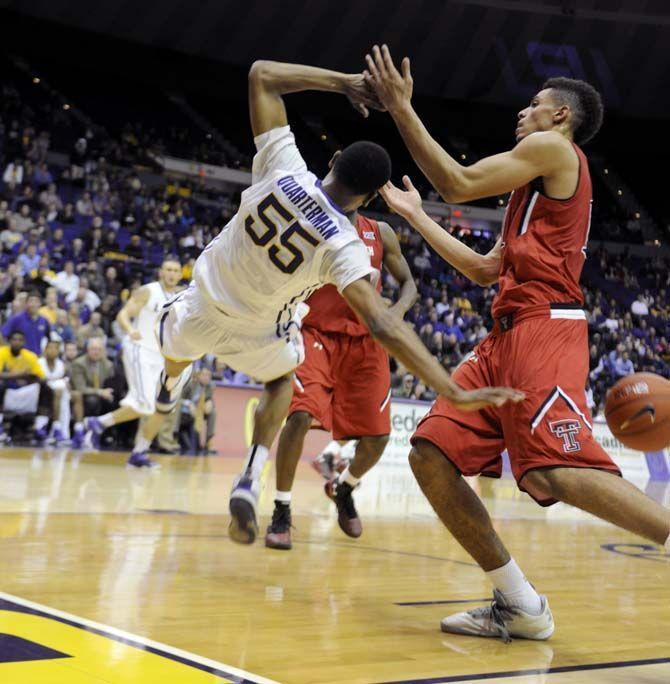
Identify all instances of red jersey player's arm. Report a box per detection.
[380,177,502,287]
[378,222,418,315]
[248,61,382,138]
[364,46,573,203]
[341,277,524,410]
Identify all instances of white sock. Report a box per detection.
[51,421,61,433]
[134,435,151,453]
[665,532,670,552]
[276,490,291,504]
[338,466,360,488]
[242,444,269,481]
[74,422,84,433]
[99,413,115,428]
[35,415,49,431]
[486,558,542,615]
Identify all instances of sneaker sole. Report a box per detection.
[264,537,292,551]
[229,497,258,545]
[440,622,555,641]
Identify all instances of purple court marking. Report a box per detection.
[601,542,670,563]
[376,656,670,683]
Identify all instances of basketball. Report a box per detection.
[605,372,670,451]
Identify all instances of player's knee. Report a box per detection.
[360,434,389,457]
[286,410,312,435]
[523,469,565,500]
[409,440,460,480]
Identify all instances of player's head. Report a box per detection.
[326,141,392,210]
[45,339,61,360]
[159,258,182,288]
[9,331,25,355]
[516,77,603,145]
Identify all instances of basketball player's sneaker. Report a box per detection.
[84,416,104,450]
[71,425,85,449]
[324,479,362,538]
[229,474,260,544]
[311,451,337,480]
[264,501,292,550]
[127,450,159,469]
[440,589,554,642]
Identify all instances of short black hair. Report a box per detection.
[542,77,604,145]
[9,331,25,340]
[333,141,392,196]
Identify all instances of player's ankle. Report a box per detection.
[275,490,291,505]
[486,558,542,615]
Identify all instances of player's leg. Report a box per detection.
[524,467,670,546]
[325,336,391,538]
[229,371,294,544]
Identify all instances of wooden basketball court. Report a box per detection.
[0,446,668,683]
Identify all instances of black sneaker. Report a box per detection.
[324,480,362,538]
[264,501,293,550]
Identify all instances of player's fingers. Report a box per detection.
[402,175,416,192]
[401,56,413,83]
[365,54,380,81]
[372,45,387,77]
[381,44,399,76]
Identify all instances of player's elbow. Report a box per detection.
[364,309,396,344]
[249,60,274,86]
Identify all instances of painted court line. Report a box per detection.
[377,656,670,683]
[0,591,278,684]
[394,598,490,607]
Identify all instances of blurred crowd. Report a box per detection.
[0,78,669,451]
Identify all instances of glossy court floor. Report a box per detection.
[0,446,668,684]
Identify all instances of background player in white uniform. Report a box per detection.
[38,338,70,444]
[155,59,522,544]
[85,259,182,467]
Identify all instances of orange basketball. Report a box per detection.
[605,372,670,451]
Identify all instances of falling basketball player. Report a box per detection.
[153,59,522,545]
[265,211,417,550]
[366,44,670,641]
[84,258,183,467]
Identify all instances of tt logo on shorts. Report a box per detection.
[549,419,582,453]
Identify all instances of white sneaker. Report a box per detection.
[229,474,260,545]
[440,590,554,642]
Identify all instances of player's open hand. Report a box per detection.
[447,386,525,411]
[380,176,423,220]
[364,44,413,114]
[345,73,385,118]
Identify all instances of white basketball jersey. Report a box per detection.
[193,126,373,335]
[136,281,174,352]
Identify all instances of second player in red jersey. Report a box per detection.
[367,43,670,643]
[265,213,417,550]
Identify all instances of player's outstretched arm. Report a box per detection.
[378,221,418,315]
[364,45,568,203]
[381,176,501,286]
[342,277,524,411]
[249,60,382,138]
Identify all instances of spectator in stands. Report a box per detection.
[38,339,69,443]
[393,373,416,399]
[613,351,635,378]
[77,311,107,348]
[14,204,34,233]
[180,366,216,454]
[38,288,65,325]
[2,159,24,185]
[70,238,87,263]
[51,261,79,297]
[76,191,94,217]
[631,294,649,317]
[39,183,63,211]
[0,215,22,251]
[53,310,75,343]
[0,330,47,442]
[32,163,53,188]
[18,244,41,276]
[65,279,101,313]
[69,337,115,447]
[2,292,50,354]
[58,203,76,225]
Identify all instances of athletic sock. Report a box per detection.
[133,435,151,453]
[486,558,542,615]
[74,422,84,433]
[34,415,49,431]
[337,466,360,488]
[51,421,61,433]
[99,413,115,428]
[664,532,670,552]
[242,444,269,481]
[275,490,291,504]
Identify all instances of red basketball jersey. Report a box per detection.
[492,143,592,318]
[303,214,384,337]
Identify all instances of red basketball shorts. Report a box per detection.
[289,327,391,440]
[412,310,620,505]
